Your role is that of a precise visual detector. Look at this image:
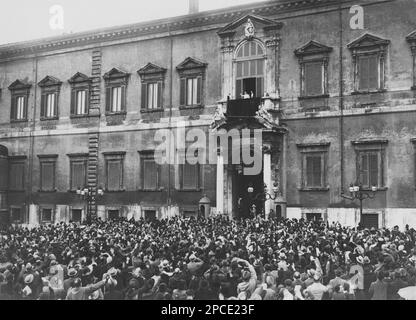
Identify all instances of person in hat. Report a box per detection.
[305,274,328,300]
[64,268,78,294]
[65,275,110,300]
[368,271,388,300]
[235,258,257,299]
[327,268,346,299]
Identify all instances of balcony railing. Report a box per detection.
[225,97,262,118]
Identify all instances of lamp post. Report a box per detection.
[76,186,104,223]
[247,182,279,217]
[341,182,377,227]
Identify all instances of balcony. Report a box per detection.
[225,97,262,118]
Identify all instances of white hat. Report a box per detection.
[24,274,34,284]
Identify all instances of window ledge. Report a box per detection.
[139,188,164,192]
[177,188,202,192]
[360,187,387,191]
[105,189,126,193]
[40,117,59,121]
[179,105,204,110]
[105,112,127,116]
[10,119,28,123]
[38,190,57,193]
[70,114,90,119]
[298,94,329,100]
[140,108,164,114]
[351,90,386,95]
[298,187,330,192]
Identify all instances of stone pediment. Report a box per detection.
[217,14,283,38]
[68,72,91,84]
[176,57,207,71]
[38,75,62,87]
[8,79,32,90]
[138,63,167,76]
[347,33,390,50]
[103,67,130,80]
[294,40,333,57]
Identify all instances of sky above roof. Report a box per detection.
[1,0,265,45]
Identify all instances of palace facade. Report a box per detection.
[0,0,416,229]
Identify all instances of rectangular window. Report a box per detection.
[358,151,380,188]
[75,90,87,115]
[9,161,25,191]
[104,153,125,191]
[11,95,28,121]
[105,86,126,113]
[108,210,120,220]
[305,154,323,187]
[358,54,379,91]
[46,93,57,118]
[144,210,156,220]
[11,207,22,223]
[147,83,158,109]
[180,162,199,190]
[70,159,87,191]
[71,209,82,222]
[143,159,158,190]
[112,87,122,112]
[41,208,53,223]
[180,77,202,106]
[304,62,323,96]
[40,159,56,191]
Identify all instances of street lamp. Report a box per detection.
[247,182,279,217]
[341,182,377,228]
[76,186,104,223]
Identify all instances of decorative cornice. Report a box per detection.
[347,33,390,51]
[0,0,343,61]
[103,68,130,80]
[351,139,388,145]
[68,72,92,84]
[176,57,208,71]
[38,76,62,87]
[217,13,283,37]
[296,142,330,148]
[406,30,416,44]
[137,62,167,76]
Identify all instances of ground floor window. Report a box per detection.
[41,208,53,223]
[144,210,156,221]
[72,209,82,223]
[306,212,322,222]
[361,213,379,229]
[108,210,120,220]
[10,207,22,223]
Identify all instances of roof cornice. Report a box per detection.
[0,0,345,61]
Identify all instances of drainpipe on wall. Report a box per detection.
[338,0,345,195]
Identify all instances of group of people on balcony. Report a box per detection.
[0,215,415,300]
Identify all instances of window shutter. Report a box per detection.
[305,62,323,96]
[10,96,16,120]
[256,77,263,98]
[143,159,157,190]
[107,160,121,191]
[141,83,147,109]
[368,55,378,90]
[369,153,379,187]
[105,87,112,112]
[157,82,163,108]
[360,153,369,186]
[121,86,126,111]
[359,56,369,91]
[40,93,46,118]
[41,162,55,191]
[85,89,90,114]
[23,95,28,119]
[179,78,186,106]
[196,77,202,105]
[71,161,85,190]
[70,90,76,115]
[53,93,58,117]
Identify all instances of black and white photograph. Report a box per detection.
[0,0,416,309]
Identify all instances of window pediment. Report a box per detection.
[38,76,62,88]
[176,57,207,73]
[8,79,31,91]
[68,72,92,85]
[294,41,333,58]
[103,68,130,82]
[347,33,390,52]
[217,14,283,38]
[138,63,167,76]
[407,30,416,43]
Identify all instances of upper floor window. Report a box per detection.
[9,156,26,191]
[8,80,31,122]
[68,153,88,191]
[176,148,201,191]
[38,76,62,120]
[347,33,390,94]
[235,41,265,98]
[103,68,130,114]
[297,143,330,190]
[38,155,58,192]
[176,57,207,108]
[138,63,167,111]
[406,30,416,90]
[69,72,91,117]
[352,139,388,189]
[103,152,125,191]
[294,41,332,98]
[139,151,160,190]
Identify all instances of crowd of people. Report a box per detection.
[0,215,415,300]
